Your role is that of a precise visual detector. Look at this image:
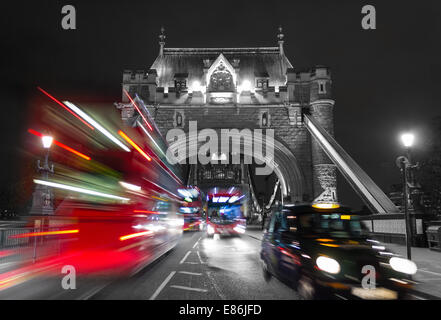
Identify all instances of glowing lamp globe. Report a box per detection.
[401,133,414,148]
[191,81,201,92]
[241,80,251,92]
[41,136,53,149]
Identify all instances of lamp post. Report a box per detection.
[398,133,415,260]
[36,135,54,215]
[40,135,54,177]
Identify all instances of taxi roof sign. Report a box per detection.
[311,203,340,209]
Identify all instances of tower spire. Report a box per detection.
[277,25,284,55]
[159,26,166,56]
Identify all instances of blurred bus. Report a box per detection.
[205,189,246,237]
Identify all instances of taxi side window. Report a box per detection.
[268,214,277,233]
[274,211,288,233]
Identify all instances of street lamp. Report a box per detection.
[36,134,54,216]
[397,132,415,260]
[39,135,54,179]
[41,135,53,149]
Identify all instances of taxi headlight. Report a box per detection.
[389,257,417,275]
[207,225,214,235]
[316,256,341,274]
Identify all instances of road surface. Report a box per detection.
[0,231,299,300]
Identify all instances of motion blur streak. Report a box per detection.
[137,121,166,157]
[33,179,130,201]
[119,230,153,241]
[118,130,152,161]
[2,91,185,295]
[28,129,91,160]
[123,89,153,131]
[36,87,95,130]
[119,181,142,192]
[10,229,79,239]
[133,210,162,214]
[63,101,130,152]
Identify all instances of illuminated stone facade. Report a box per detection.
[115,27,337,204]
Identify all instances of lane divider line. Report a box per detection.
[79,283,109,300]
[419,269,441,277]
[178,271,202,276]
[196,251,203,264]
[170,285,208,293]
[149,271,176,300]
[180,251,191,264]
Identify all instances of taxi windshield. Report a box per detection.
[296,213,367,238]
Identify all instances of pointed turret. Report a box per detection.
[277,25,284,55]
[159,26,166,56]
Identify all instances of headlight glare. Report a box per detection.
[389,257,417,275]
[316,256,341,274]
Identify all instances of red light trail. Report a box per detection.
[10,229,79,239]
[123,89,153,131]
[36,87,95,130]
[119,230,152,241]
[118,130,152,161]
[28,129,91,161]
[133,210,161,214]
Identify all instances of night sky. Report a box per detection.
[3,0,441,209]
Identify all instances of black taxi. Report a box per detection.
[260,203,418,299]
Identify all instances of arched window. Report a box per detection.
[176,112,183,127]
[261,111,270,127]
[208,62,234,92]
[262,112,268,127]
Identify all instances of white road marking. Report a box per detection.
[419,269,441,277]
[180,251,191,264]
[410,294,425,300]
[335,294,348,300]
[184,262,200,265]
[79,283,109,300]
[178,271,202,276]
[196,250,203,263]
[149,271,176,300]
[170,285,208,293]
[206,271,227,300]
[192,241,199,249]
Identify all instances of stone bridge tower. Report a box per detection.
[115,27,338,206]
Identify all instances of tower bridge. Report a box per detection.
[115,27,399,215]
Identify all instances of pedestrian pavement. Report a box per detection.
[244,224,441,299]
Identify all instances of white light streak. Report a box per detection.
[34,179,130,201]
[63,101,130,152]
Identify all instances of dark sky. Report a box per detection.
[2,0,441,209]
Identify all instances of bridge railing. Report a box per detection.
[359,213,427,247]
[0,227,63,266]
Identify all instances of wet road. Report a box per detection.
[93,231,298,300]
[0,231,299,300]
